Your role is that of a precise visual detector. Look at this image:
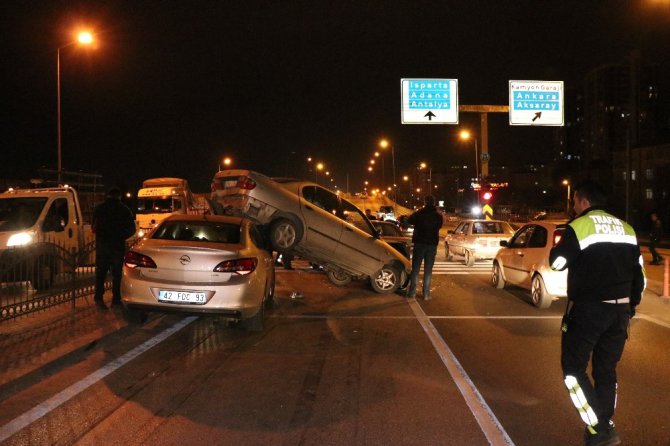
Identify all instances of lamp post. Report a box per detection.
[57,31,94,183]
[562,179,571,215]
[379,139,396,203]
[316,162,324,184]
[459,130,478,181]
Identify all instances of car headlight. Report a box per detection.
[471,206,482,215]
[7,231,34,247]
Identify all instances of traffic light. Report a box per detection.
[481,190,493,202]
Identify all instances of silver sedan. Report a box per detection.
[121,214,275,331]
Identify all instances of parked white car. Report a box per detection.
[492,221,568,308]
[444,219,515,266]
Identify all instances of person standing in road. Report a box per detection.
[649,212,664,265]
[93,187,136,309]
[549,180,645,446]
[406,195,443,300]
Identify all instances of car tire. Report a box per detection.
[270,218,299,252]
[124,308,149,325]
[464,250,475,267]
[244,302,265,332]
[531,274,553,309]
[264,278,276,309]
[492,262,505,289]
[31,256,54,291]
[370,265,400,294]
[327,269,352,287]
[445,243,454,261]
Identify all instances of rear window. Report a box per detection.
[152,221,241,243]
[472,221,511,234]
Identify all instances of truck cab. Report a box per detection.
[135,178,195,237]
[0,186,94,289]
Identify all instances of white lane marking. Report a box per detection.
[637,313,670,329]
[0,316,198,442]
[271,315,562,320]
[407,299,516,446]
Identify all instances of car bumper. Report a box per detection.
[121,271,265,319]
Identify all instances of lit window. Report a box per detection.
[631,170,636,181]
[646,189,653,200]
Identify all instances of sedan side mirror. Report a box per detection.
[500,240,509,247]
[447,230,454,234]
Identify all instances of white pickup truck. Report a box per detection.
[0,186,95,289]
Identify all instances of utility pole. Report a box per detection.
[459,105,509,178]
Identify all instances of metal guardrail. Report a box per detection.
[0,239,108,321]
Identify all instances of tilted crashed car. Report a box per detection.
[492,221,568,309]
[210,170,410,293]
[444,219,515,266]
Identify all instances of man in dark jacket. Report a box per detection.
[406,195,443,300]
[549,180,645,446]
[649,212,663,265]
[93,187,136,309]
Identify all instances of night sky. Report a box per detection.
[3,1,670,193]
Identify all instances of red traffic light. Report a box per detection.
[482,191,493,201]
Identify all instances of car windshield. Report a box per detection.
[152,220,241,243]
[0,197,48,231]
[136,197,181,214]
[472,221,513,234]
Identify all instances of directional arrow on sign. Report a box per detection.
[532,112,542,122]
[424,111,436,121]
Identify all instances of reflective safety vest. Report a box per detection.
[551,207,645,303]
[569,209,638,251]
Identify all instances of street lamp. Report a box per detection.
[219,156,232,171]
[57,30,95,183]
[562,179,571,214]
[316,162,324,184]
[379,138,397,202]
[459,130,479,181]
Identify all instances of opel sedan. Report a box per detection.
[121,214,275,331]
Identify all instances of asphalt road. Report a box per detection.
[1,251,669,445]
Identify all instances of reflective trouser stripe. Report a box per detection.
[564,375,599,431]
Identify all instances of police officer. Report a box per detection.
[93,187,136,309]
[550,181,644,446]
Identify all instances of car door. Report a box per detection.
[451,222,470,255]
[41,197,75,248]
[519,225,550,289]
[334,198,385,275]
[501,225,534,286]
[299,186,343,257]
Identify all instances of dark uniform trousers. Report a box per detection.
[562,300,631,426]
[95,242,125,303]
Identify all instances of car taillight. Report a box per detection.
[124,251,157,269]
[236,176,256,190]
[214,258,258,275]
